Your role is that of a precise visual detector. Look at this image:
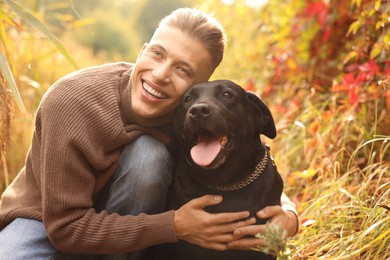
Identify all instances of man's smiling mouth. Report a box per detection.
[142,81,168,99]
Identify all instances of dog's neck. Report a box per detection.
[209,146,269,191]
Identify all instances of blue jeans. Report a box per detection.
[0,135,174,260]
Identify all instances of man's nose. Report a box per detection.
[152,62,171,83]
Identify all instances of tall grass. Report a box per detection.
[271,87,390,259]
[0,0,105,191]
[290,158,389,259]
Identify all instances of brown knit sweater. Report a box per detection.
[0,62,177,253]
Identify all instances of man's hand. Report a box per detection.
[227,205,298,250]
[174,195,256,251]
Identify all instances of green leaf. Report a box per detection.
[4,0,78,69]
[0,53,26,113]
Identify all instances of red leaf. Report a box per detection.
[359,60,380,78]
[303,0,329,26]
[342,73,355,85]
[342,73,360,105]
[349,89,359,105]
[262,84,272,95]
[245,80,255,91]
[274,104,288,114]
[321,28,333,42]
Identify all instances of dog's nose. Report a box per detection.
[189,103,212,119]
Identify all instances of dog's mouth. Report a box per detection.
[190,129,231,168]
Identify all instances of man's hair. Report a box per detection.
[158,8,226,70]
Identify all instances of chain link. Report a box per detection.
[210,149,269,191]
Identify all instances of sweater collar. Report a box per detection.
[120,67,174,128]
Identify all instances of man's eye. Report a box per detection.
[153,50,162,56]
[177,67,190,76]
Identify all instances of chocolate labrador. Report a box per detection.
[145,80,283,260]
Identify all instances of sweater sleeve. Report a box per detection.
[281,192,297,215]
[37,75,177,253]
[281,192,299,236]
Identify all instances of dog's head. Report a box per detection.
[174,80,276,171]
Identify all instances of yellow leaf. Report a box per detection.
[292,168,317,179]
[286,57,297,70]
[370,42,382,59]
[374,0,381,10]
[356,0,362,7]
[375,21,384,30]
[384,31,390,50]
[343,51,357,64]
[347,20,361,36]
[367,8,376,18]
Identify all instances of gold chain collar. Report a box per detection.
[210,148,269,192]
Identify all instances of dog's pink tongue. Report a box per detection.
[191,137,221,167]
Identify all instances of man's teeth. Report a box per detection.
[143,82,167,99]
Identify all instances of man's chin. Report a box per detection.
[132,107,153,118]
[132,105,168,118]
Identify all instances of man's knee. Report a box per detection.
[121,135,174,179]
[104,135,174,215]
[0,218,58,258]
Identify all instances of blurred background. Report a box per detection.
[1,0,389,258]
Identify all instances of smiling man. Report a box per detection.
[131,24,214,118]
[0,7,297,260]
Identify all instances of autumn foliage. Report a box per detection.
[264,0,390,258]
[263,0,390,168]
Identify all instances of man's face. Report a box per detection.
[131,25,214,118]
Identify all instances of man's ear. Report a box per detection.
[246,91,277,139]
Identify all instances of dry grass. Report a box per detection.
[291,161,389,259]
[266,79,390,259]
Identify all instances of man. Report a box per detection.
[0,8,298,259]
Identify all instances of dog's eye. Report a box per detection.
[184,95,192,102]
[222,91,233,98]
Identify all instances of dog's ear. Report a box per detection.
[246,91,277,139]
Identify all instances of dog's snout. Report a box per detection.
[189,103,212,119]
